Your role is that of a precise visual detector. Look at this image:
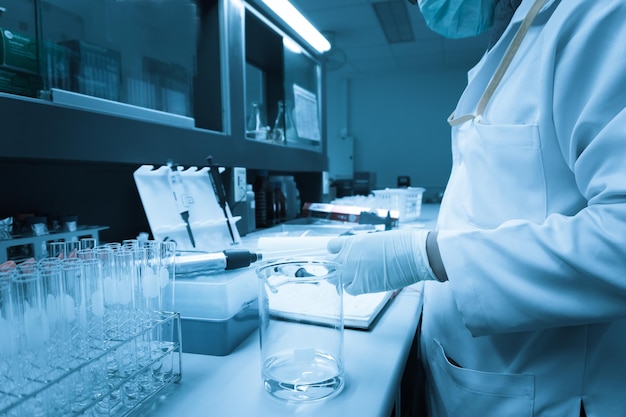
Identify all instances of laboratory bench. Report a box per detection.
[131,204,439,417]
[133,285,424,417]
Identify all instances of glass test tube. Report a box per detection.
[38,257,71,371]
[0,267,17,403]
[153,240,177,383]
[80,237,97,250]
[65,240,81,259]
[10,265,50,396]
[47,241,67,259]
[60,258,89,362]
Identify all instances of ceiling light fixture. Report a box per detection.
[260,0,331,54]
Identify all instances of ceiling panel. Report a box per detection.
[289,0,490,75]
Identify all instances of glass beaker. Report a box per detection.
[256,259,344,402]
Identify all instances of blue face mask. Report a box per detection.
[418,0,496,39]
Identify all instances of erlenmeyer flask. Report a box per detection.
[246,102,267,140]
[272,100,286,144]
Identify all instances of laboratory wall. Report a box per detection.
[326,69,470,196]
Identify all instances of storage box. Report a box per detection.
[175,267,259,356]
[62,39,121,102]
[0,67,42,97]
[0,28,38,74]
[142,56,191,117]
[372,187,425,221]
[175,267,257,318]
[0,28,43,97]
[179,298,258,356]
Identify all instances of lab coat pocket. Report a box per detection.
[430,339,534,417]
[461,122,546,228]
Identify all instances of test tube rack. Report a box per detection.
[0,225,109,263]
[0,311,182,417]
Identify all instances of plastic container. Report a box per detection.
[174,267,259,356]
[175,267,257,318]
[178,299,258,356]
[372,187,425,221]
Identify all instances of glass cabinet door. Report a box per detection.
[283,37,323,149]
[0,2,40,97]
[39,0,199,127]
[244,5,323,152]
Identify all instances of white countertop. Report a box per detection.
[133,286,424,417]
[132,204,438,417]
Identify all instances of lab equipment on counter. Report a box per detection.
[0,225,108,263]
[326,186,426,224]
[135,163,264,357]
[302,201,398,228]
[372,187,425,222]
[175,265,259,356]
[0,242,181,417]
[256,259,345,402]
[134,163,241,253]
[256,235,395,329]
[175,248,261,276]
[167,161,196,247]
[253,170,274,228]
[206,156,236,244]
[245,184,256,233]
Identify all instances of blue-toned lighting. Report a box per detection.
[261,0,331,53]
[283,37,303,54]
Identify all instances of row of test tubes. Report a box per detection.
[0,238,178,417]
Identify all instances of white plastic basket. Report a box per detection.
[372,187,425,221]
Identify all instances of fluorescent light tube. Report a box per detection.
[261,0,331,53]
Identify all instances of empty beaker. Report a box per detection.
[256,259,344,402]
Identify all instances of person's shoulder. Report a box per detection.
[546,0,626,41]
[554,0,626,17]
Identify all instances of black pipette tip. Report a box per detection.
[206,156,237,244]
[224,249,261,270]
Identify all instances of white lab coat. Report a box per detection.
[421,0,626,416]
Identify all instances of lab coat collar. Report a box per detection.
[489,0,557,53]
[511,0,558,24]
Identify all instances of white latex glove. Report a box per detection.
[327,229,437,295]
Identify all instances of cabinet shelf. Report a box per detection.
[0,0,327,242]
[0,92,325,172]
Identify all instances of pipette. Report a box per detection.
[167,161,196,247]
[175,248,262,275]
[253,235,334,263]
[206,156,237,244]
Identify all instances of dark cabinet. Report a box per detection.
[0,0,327,242]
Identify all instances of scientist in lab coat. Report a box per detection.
[328,0,626,415]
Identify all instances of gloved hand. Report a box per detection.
[327,229,437,295]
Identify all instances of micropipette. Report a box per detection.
[175,249,262,275]
[206,156,237,244]
[167,161,196,247]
